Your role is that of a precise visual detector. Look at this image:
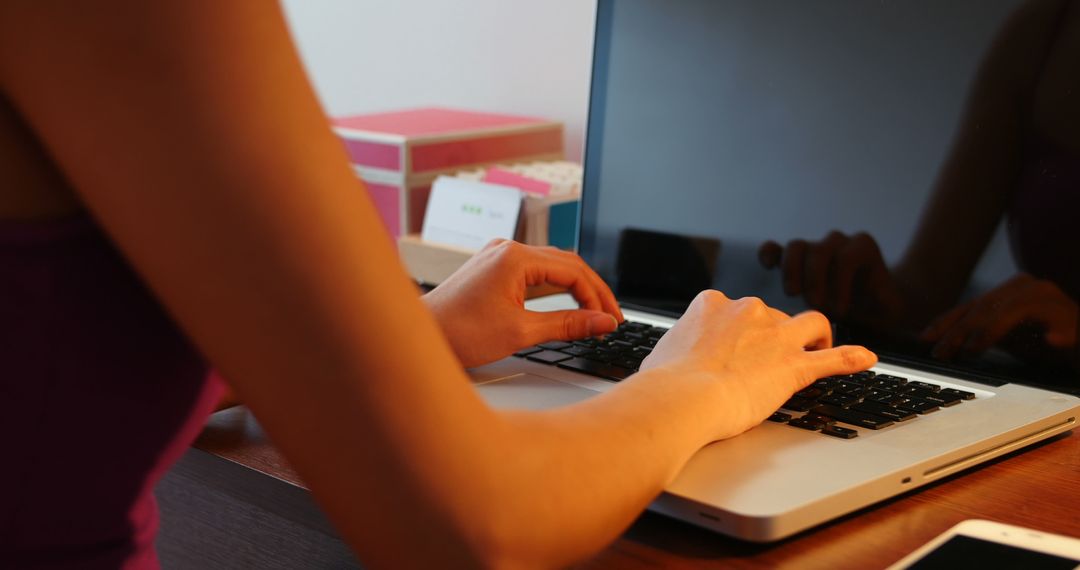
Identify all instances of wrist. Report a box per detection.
[627,364,736,447]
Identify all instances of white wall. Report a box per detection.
[281,0,597,161]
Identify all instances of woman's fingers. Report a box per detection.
[524,255,603,312]
[799,345,878,384]
[556,249,624,321]
[962,303,1031,354]
[522,309,619,344]
[921,303,969,343]
[831,232,882,317]
[782,310,834,350]
[924,280,1018,358]
[525,247,622,320]
[758,240,783,269]
[804,231,846,308]
[782,239,808,296]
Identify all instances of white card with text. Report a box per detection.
[421,177,522,251]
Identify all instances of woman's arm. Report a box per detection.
[0,2,873,566]
[894,0,1067,317]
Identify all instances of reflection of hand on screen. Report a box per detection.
[921,273,1079,362]
[758,231,903,324]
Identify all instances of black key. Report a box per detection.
[911,388,963,408]
[895,398,940,415]
[538,341,573,351]
[905,388,962,407]
[832,373,868,384]
[781,397,818,412]
[812,404,895,430]
[767,412,792,423]
[610,339,635,349]
[941,388,976,401]
[820,394,862,408]
[557,357,634,381]
[597,343,632,355]
[789,417,827,431]
[613,357,641,370]
[514,347,543,357]
[632,346,653,356]
[923,393,963,407]
[850,370,876,381]
[621,322,649,332]
[624,331,646,341]
[907,381,941,392]
[810,380,836,393]
[852,401,917,422]
[822,425,859,439]
[795,387,825,400]
[902,387,939,399]
[871,378,906,391]
[870,392,908,407]
[526,350,572,364]
[646,338,660,348]
[559,345,595,357]
[876,374,908,384]
[836,382,870,396]
[573,339,600,348]
[645,329,666,339]
[816,377,845,390]
[804,413,837,426]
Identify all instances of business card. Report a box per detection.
[420,176,522,251]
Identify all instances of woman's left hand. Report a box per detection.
[423,239,624,369]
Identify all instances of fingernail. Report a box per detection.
[588,314,619,337]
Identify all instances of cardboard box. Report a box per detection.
[397,234,476,286]
[332,108,564,237]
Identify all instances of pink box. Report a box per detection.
[332,108,564,237]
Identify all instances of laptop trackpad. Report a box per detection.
[475,373,598,411]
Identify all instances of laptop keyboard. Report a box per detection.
[513,320,977,439]
[514,320,662,380]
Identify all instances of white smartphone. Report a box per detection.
[887,520,1080,570]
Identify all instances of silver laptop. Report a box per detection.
[468,0,1080,542]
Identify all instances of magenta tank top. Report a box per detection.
[0,214,222,568]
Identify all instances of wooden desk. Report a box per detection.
[156,407,1080,569]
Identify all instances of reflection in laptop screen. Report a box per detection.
[579,0,1079,392]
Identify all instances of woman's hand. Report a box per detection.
[423,239,624,368]
[640,290,877,440]
[921,273,1078,362]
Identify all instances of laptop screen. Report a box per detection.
[579,0,1079,391]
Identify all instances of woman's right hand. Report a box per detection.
[640,290,877,440]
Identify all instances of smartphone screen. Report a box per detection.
[908,535,1079,569]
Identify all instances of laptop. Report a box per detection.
[467,0,1080,542]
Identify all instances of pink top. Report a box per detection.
[0,214,222,569]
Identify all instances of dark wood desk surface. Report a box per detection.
[190,406,1080,569]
